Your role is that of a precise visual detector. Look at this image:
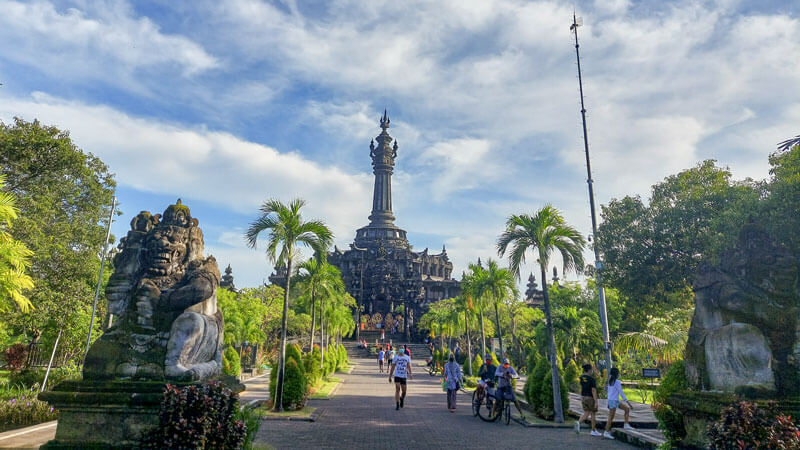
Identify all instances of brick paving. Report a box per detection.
[254,357,634,449]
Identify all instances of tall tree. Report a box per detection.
[246,198,332,412]
[454,294,475,375]
[0,118,117,360]
[0,174,34,312]
[462,262,489,357]
[293,258,345,350]
[477,259,518,358]
[498,205,586,423]
[596,160,759,329]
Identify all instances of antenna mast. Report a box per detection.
[571,14,613,373]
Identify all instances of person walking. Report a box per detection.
[388,348,412,410]
[387,347,396,370]
[403,344,411,359]
[378,348,385,373]
[604,367,634,439]
[576,363,601,436]
[381,328,385,344]
[443,354,463,412]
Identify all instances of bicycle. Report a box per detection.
[477,385,514,425]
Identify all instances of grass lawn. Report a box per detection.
[625,387,655,405]
[309,377,342,399]
[258,406,316,419]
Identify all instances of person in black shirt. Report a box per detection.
[576,363,601,436]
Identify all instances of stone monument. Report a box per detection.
[40,200,230,448]
[669,223,800,446]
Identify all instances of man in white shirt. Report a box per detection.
[388,348,413,410]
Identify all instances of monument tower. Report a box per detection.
[271,111,460,340]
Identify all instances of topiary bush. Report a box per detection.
[653,360,688,446]
[322,347,336,377]
[536,360,569,420]
[526,357,549,410]
[563,360,580,393]
[303,350,322,388]
[286,344,304,370]
[144,382,246,449]
[281,358,308,410]
[708,401,800,450]
[336,344,348,371]
[222,346,241,377]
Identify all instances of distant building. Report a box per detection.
[220,264,236,292]
[270,112,460,338]
[524,273,544,310]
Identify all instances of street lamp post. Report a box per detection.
[571,14,613,372]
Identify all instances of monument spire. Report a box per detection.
[368,110,397,227]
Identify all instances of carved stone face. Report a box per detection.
[144,226,188,276]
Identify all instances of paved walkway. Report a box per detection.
[254,357,634,449]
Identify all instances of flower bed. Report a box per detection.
[0,392,58,432]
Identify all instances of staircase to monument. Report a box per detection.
[342,337,432,360]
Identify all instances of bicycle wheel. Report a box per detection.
[471,389,482,417]
[504,400,511,425]
[477,396,500,422]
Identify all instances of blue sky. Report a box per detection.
[1,0,799,288]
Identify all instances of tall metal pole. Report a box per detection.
[83,196,116,365]
[571,14,613,372]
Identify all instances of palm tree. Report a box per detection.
[246,198,332,412]
[462,262,489,357]
[0,174,34,312]
[497,205,586,423]
[454,294,475,375]
[479,259,518,358]
[294,258,344,350]
[615,311,690,365]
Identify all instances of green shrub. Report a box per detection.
[281,359,307,410]
[144,382,245,449]
[563,360,580,393]
[8,369,42,389]
[0,391,58,430]
[653,361,688,446]
[336,344,348,371]
[303,351,322,388]
[322,348,336,377]
[236,405,261,450]
[463,376,479,388]
[537,364,569,420]
[489,352,500,367]
[470,354,482,376]
[286,344,304,372]
[708,401,800,450]
[527,357,549,409]
[525,348,540,375]
[223,346,241,377]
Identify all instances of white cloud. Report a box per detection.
[0,92,371,252]
[0,0,218,82]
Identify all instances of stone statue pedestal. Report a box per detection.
[39,380,169,448]
[39,378,244,449]
[667,391,800,448]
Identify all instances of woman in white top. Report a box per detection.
[603,367,634,439]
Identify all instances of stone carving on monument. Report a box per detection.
[84,199,224,382]
[668,222,800,447]
[685,223,799,395]
[40,200,233,449]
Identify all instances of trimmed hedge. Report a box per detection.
[222,346,241,377]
